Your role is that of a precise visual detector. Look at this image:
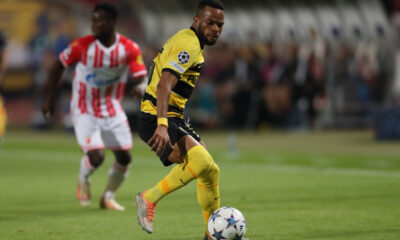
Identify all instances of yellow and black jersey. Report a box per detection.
[141,27,204,118]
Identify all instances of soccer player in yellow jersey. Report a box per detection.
[135,0,224,239]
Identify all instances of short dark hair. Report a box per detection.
[93,3,118,20]
[197,0,224,15]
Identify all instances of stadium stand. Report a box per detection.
[0,0,397,133]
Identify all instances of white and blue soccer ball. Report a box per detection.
[208,207,247,240]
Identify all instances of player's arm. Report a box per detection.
[129,76,147,99]
[42,59,65,118]
[148,71,178,156]
[127,41,148,99]
[42,39,82,118]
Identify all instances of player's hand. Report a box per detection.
[148,125,174,157]
[42,98,55,119]
[130,85,145,100]
[130,80,147,100]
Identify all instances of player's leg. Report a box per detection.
[145,121,219,224]
[99,150,131,211]
[135,138,190,234]
[135,115,219,234]
[179,138,220,240]
[74,114,105,207]
[177,139,218,239]
[143,135,198,203]
[135,115,187,233]
[101,119,132,211]
[197,155,220,239]
[77,149,105,206]
[137,135,220,234]
[173,137,220,234]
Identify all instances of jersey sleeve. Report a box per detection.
[162,40,200,79]
[59,40,83,67]
[127,41,147,79]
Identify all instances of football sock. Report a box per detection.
[197,162,220,226]
[144,145,220,224]
[78,155,96,183]
[104,161,130,200]
[144,159,195,203]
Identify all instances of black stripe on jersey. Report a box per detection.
[188,63,203,73]
[190,27,203,49]
[162,68,181,81]
[172,80,194,99]
[143,93,184,115]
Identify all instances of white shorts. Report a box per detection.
[73,114,132,152]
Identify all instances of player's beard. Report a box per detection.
[197,25,218,46]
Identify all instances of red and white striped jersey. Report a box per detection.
[59,33,147,118]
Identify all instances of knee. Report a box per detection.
[87,149,105,167]
[114,150,131,166]
[198,161,219,187]
[208,162,220,179]
[168,150,184,164]
[188,145,215,176]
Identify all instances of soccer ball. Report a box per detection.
[208,207,247,240]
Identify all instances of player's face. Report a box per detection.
[197,6,224,46]
[91,10,115,39]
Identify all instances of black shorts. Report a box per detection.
[137,112,201,166]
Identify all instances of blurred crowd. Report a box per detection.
[0,0,397,131]
[185,28,393,130]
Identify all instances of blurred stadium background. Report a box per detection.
[2,1,400,239]
[1,0,400,136]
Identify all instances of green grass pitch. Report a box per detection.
[1,128,400,240]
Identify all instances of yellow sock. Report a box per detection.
[202,211,212,226]
[144,144,220,227]
[144,145,207,203]
[197,162,220,228]
[144,161,196,203]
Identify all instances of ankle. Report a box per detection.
[104,191,115,200]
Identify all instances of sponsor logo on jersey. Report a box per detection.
[85,72,119,86]
[169,60,185,74]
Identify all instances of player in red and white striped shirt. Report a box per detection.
[42,3,147,211]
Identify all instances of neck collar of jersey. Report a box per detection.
[96,33,119,51]
[190,26,204,49]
